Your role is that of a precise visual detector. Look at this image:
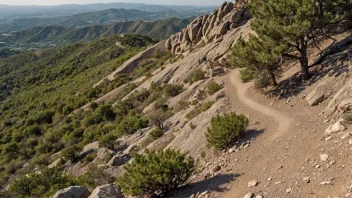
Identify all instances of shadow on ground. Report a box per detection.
[268,38,352,99]
[169,173,240,198]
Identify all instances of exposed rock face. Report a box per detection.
[88,184,123,198]
[108,153,131,167]
[165,2,251,55]
[52,186,90,198]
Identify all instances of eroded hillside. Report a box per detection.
[1,1,352,198]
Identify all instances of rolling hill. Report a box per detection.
[0,17,194,48]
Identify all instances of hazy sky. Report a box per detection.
[0,0,225,6]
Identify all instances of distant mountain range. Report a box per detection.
[0,17,194,47]
[0,8,197,32]
[0,3,216,32]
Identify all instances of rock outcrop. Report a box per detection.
[52,186,90,198]
[88,184,123,198]
[165,2,251,55]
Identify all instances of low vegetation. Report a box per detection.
[206,112,249,150]
[118,149,195,197]
[207,81,222,95]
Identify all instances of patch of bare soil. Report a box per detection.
[212,69,352,198]
[174,66,352,198]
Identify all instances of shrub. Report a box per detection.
[61,144,83,161]
[9,167,79,198]
[83,153,97,165]
[147,109,173,129]
[240,68,254,83]
[206,112,248,150]
[98,133,118,150]
[207,81,222,95]
[185,108,201,120]
[149,128,164,140]
[201,101,214,112]
[192,69,205,82]
[163,84,184,97]
[343,112,352,123]
[78,164,115,188]
[118,149,195,197]
[117,113,148,134]
[189,122,197,130]
[23,125,42,137]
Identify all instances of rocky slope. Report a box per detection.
[46,1,352,198]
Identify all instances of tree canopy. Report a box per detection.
[232,0,351,82]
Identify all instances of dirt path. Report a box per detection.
[226,69,293,141]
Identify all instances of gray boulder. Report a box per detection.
[108,154,131,167]
[88,184,123,198]
[52,186,90,198]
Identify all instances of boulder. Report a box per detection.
[306,82,331,106]
[338,98,352,111]
[218,21,230,35]
[243,193,255,198]
[325,121,346,135]
[88,184,123,198]
[108,154,131,167]
[52,186,90,198]
[211,67,226,77]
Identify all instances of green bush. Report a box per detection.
[23,125,42,137]
[163,84,184,97]
[206,112,248,150]
[192,69,205,82]
[98,133,118,150]
[185,108,201,120]
[149,128,164,140]
[83,153,97,165]
[240,68,255,83]
[147,109,173,129]
[61,144,83,161]
[117,113,148,134]
[118,149,195,196]
[8,167,79,198]
[201,101,214,112]
[189,122,197,130]
[343,112,352,123]
[207,81,222,95]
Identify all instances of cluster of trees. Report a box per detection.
[231,0,352,86]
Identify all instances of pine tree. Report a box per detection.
[231,34,287,86]
[249,0,350,80]
[118,149,195,197]
[206,112,249,150]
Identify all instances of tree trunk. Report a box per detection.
[269,72,278,86]
[298,41,312,80]
[299,56,311,80]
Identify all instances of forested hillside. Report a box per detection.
[0,35,175,192]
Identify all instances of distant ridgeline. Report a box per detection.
[0,17,194,48]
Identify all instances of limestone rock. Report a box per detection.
[165,3,251,54]
[248,180,258,187]
[211,165,221,173]
[243,193,254,198]
[320,154,329,162]
[88,184,123,198]
[325,121,346,135]
[306,82,331,106]
[52,186,90,198]
[108,154,131,167]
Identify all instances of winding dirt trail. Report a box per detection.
[226,69,293,141]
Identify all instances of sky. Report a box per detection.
[0,0,225,6]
